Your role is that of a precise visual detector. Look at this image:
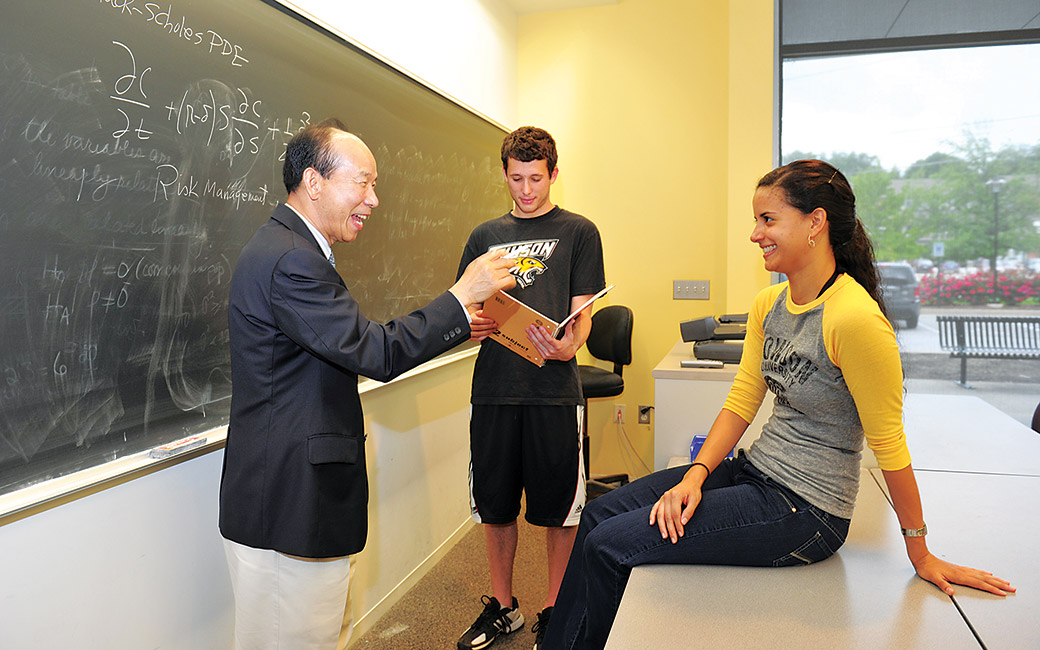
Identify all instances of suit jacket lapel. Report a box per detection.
[272,203,323,255]
[271,203,345,286]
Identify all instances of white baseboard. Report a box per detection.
[349,517,475,645]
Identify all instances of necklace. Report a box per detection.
[817,268,842,298]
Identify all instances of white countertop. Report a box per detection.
[651,339,741,382]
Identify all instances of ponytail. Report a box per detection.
[757,160,889,320]
[834,219,888,320]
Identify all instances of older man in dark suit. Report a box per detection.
[219,120,514,650]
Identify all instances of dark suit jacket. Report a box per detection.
[219,203,469,558]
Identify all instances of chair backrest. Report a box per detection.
[586,305,633,377]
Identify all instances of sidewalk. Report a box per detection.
[897,307,1039,429]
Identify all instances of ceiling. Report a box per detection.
[782,0,1040,56]
[497,1,1040,54]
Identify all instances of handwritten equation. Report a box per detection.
[99,0,250,68]
[163,81,312,166]
[0,0,512,486]
[18,34,310,206]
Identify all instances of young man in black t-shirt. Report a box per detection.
[455,127,606,650]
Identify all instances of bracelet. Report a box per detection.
[690,462,710,476]
[901,523,928,537]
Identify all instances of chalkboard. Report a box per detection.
[0,0,508,499]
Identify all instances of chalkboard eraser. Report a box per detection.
[149,435,208,459]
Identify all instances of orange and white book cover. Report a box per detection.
[480,286,613,366]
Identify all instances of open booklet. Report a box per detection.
[480,285,614,366]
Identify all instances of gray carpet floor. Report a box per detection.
[353,514,550,650]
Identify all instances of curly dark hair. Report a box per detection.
[757,159,888,319]
[500,126,557,172]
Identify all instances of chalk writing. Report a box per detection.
[0,0,508,502]
[98,0,250,67]
[109,41,154,141]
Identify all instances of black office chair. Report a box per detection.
[579,305,634,498]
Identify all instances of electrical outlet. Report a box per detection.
[638,405,652,424]
[673,280,710,300]
[613,404,625,423]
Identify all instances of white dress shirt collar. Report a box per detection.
[282,202,470,321]
[284,203,333,261]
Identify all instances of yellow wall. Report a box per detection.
[518,0,774,478]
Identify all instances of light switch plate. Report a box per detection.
[673,280,709,300]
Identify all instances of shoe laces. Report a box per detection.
[474,595,505,628]
[531,607,552,636]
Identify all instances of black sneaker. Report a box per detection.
[457,595,524,650]
[531,606,553,650]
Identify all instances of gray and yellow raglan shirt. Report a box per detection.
[723,274,912,518]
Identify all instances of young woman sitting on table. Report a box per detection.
[540,159,1014,650]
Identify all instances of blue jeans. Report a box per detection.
[542,453,850,650]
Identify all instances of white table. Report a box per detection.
[609,389,1039,648]
[901,393,1040,476]
[871,468,1038,649]
[605,471,979,649]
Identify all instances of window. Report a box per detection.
[779,1,1040,424]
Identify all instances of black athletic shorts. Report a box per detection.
[468,404,585,527]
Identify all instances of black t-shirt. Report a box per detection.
[456,206,606,405]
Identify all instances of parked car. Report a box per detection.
[877,262,920,329]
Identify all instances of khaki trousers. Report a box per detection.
[223,538,355,650]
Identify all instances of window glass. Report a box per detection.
[781,44,1040,425]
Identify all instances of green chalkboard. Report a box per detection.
[0,0,508,498]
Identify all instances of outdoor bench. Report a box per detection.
[936,314,1040,385]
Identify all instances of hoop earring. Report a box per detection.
[808,236,816,249]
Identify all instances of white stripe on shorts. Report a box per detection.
[563,403,587,527]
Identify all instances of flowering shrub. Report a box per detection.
[918,271,1040,306]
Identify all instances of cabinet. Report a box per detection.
[651,340,770,470]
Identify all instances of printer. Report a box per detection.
[679,313,747,363]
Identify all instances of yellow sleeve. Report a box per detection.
[824,292,911,471]
[721,284,781,424]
